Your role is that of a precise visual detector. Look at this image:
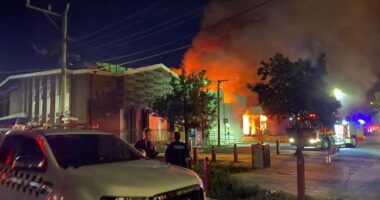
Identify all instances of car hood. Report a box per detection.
[63,159,201,197]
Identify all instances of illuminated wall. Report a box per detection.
[208,92,247,144]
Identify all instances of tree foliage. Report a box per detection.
[248,53,340,128]
[151,69,218,142]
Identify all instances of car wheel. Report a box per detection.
[321,138,330,150]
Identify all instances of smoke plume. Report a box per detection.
[182,0,380,115]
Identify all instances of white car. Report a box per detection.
[0,128,205,200]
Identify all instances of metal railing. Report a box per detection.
[208,131,236,145]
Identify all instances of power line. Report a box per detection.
[76,0,164,42]
[118,44,191,66]
[96,6,203,48]
[90,34,194,63]
[113,1,275,66]
[202,0,274,32]
[79,1,182,46]
[102,13,202,49]
[79,16,156,46]
[71,42,114,60]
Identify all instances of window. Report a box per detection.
[46,134,142,169]
[0,135,46,171]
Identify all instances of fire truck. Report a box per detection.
[287,115,365,150]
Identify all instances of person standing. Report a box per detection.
[165,132,190,168]
[134,128,158,159]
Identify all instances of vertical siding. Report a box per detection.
[46,77,52,123]
[39,77,46,123]
[9,81,24,115]
[64,76,70,114]
[31,78,37,122]
[25,78,33,122]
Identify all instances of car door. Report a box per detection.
[0,135,51,200]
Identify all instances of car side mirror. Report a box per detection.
[12,155,46,171]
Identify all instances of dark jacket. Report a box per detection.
[134,139,158,159]
[165,141,189,168]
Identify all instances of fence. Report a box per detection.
[208,131,236,145]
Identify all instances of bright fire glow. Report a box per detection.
[243,115,250,135]
[182,35,260,106]
[260,115,268,122]
[224,92,237,104]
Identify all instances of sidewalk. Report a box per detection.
[158,142,380,199]
[194,148,380,200]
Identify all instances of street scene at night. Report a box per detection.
[1,0,380,200]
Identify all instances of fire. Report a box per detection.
[243,115,250,135]
[182,33,260,106]
[171,68,182,75]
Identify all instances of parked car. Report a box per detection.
[0,128,205,200]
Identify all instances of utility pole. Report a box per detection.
[60,4,70,122]
[217,79,228,146]
[26,0,70,123]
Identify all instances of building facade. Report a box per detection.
[0,63,286,145]
[0,63,174,143]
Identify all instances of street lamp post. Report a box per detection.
[217,79,228,146]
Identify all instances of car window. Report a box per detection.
[0,135,46,171]
[46,134,142,169]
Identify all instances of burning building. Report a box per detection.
[0,61,287,145]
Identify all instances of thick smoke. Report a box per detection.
[183,0,380,115]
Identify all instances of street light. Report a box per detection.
[217,79,228,146]
[333,88,345,100]
[216,77,238,146]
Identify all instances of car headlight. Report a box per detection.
[309,138,320,144]
[289,137,295,143]
[189,169,205,190]
[196,175,204,190]
[100,197,149,200]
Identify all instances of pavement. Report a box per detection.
[188,135,380,200]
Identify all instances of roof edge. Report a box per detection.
[0,63,179,88]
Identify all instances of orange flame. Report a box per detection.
[182,33,260,106]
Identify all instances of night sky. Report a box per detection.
[0,0,206,78]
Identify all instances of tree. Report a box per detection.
[151,69,218,145]
[248,53,340,200]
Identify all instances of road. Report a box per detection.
[224,135,380,200]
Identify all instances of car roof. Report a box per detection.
[30,128,113,136]
[0,128,112,137]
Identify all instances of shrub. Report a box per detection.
[208,167,260,199]
[193,163,300,200]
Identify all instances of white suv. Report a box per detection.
[0,129,205,200]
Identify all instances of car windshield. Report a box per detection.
[46,133,142,169]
